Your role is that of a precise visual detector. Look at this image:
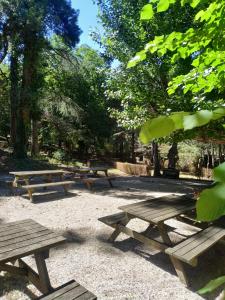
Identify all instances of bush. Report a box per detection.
[52,149,67,162]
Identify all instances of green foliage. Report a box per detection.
[52,149,67,162]
[140,109,225,144]
[198,276,225,294]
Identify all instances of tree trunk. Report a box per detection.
[152,141,161,177]
[10,45,19,148]
[131,131,136,163]
[31,119,39,157]
[168,142,178,169]
[13,33,39,158]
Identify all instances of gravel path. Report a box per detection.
[0,176,222,300]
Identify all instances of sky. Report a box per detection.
[71,0,102,50]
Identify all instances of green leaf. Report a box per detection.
[212,108,225,120]
[214,162,225,183]
[183,110,213,130]
[169,112,189,129]
[139,116,175,144]
[199,276,225,294]
[140,4,154,20]
[196,183,225,221]
[191,0,201,8]
[157,0,170,12]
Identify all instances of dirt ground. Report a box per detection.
[0,174,223,300]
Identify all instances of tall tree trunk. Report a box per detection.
[131,131,136,163]
[152,141,161,177]
[168,142,178,169]
[31,119,39,157]
[10,45,19,148]
[13,34,39,158]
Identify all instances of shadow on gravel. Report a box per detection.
[93,177,210,202]
[99,232,225,300]
[21,191,78,204]
[0,273,37,299]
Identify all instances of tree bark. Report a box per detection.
[131,131,136,163]
[13,33,39,158]
[31,119,39,157]
[168,142,178,169]
[10,45,19,148]
[152,141,161,177]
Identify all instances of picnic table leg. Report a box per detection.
[44,175,52,190]
[27,189,33,202]
[109,213,131,242]
[157,222,173,246]
[108,178,113,188]
[104,170,108,176]
[170,256,189,286]
[34,252,52,294]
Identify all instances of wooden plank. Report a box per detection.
[170,257,189,286]
[40,281,79,300]
[125,200,194,219]
[166,226,225,265]
[35,252,52,294]
[0,219,34,232]
[56,285,87,300]
[0,263,27,276]
[22,181,74,189]
[0,235,66,263]
[119,194,191,210]
[9,170,66,176]
[77,291,97,300]
[18,258,50,294]
[113,224,167,251]
[98,213,126,226]
[166,226,221,255]
[0,222,46,239]
[183,229,225,262]
[0,230,54,252]
[0,232,61,255]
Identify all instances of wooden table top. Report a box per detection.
[73,167,109,172]
[9,170,66,176]
[0,219,66,264]
[119,194,195,224]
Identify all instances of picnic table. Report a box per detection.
[99,194,196,250]
[0,219,66,294]
[73,167,109,177]
[99,193,225,286]
[0,219,97,298]
[9,170,74,202]
[72,167,116,190]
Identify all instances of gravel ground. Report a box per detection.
[0,176,223,300]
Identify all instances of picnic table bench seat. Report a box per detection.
[166,225,225,266]
[40,280,97,300]
[21,181,74,202]
[99,212,127,227]
[165,225,225,286]
[82,176,115,190]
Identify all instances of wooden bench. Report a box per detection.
[99,212,127,227]
[21,181,74,202]
[165,225,225,286]
[82,177,115,190]
[40,280,97,300]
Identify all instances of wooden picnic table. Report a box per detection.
[9,170,68,187]
[99,194,196,250]
[99,194,225,286]
[0,219,66,294]
[73,167,109,177]
[9,170,74,202]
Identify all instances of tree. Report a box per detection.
[96,0,196,173]
[39,43,113,158]
[0,0,81,158]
